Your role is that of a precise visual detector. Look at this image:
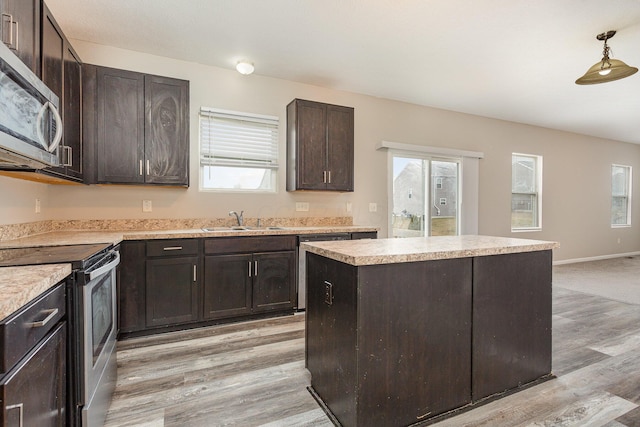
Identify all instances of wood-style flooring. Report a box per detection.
[104,287,640,426]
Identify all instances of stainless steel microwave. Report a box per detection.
[0,41,61,169]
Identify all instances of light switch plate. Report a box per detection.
[369,202,377,212]
[346,202,352,212]
[142,200,152,212]
[35,198,41,213]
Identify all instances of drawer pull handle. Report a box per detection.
[6,403,23,427]
[28,308,58,328]
[163,246,183,251]
[248,261,252,277]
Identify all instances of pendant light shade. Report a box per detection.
[576,31,638,85]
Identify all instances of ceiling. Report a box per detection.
[45,0,640,144]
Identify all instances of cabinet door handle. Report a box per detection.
[146,159,150,175]
[163,246,183,251]
[6,403,23,427]
[1,13,13,48]
[28,308,58,328]
[254,260,258,276]
[327,170,331,184]
[63,146,72,166]
[139,159,143,175]
[193,265,197,282]
[323,170,327,183]
[248,261,252,277]
[11,19,17,51]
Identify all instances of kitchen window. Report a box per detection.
[199,107,279,192]
[511,153,542,231]
[611,164,632,227]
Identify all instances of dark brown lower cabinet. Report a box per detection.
[118,236,297,336]
[307,254,472,427]
[306,250,552,427]
[146,256,199,327]
[0,322,66,427]
[203,253,252,319]
[472,251,552,400]
[203,249,296,320]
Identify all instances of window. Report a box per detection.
[511,153,542,231]
[611,164,632,226]
[199,108,279,191]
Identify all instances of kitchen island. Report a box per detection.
[302,235,559,427]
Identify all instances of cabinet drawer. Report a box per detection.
[0,282,66,375]
[205,236,297,255]
[147,239,199,257]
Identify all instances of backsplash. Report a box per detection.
[0,217,354,242]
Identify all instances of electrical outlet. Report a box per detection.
[346,202,352,213]
[35,198,41,213]
[142,200,152,212]
[369,202,377,212]
[296,202,309,212]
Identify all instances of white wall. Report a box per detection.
[1,40,639,262]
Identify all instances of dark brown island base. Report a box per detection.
[302,235,559,427]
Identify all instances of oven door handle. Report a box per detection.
[87,250,120,281]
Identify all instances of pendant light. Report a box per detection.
[576,30,638,85]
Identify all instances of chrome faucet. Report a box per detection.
[229,210,244,226]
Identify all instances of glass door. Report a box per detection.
[430,160,459,236]
[392,155,459,238]
[392,156,427,237]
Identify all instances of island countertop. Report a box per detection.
[301,234,559,266]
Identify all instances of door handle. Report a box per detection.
[254,260,258,276]
[193,265,197,282]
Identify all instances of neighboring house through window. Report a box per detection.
[199,108,279,192]
[611,164,632,227]
[511,153,542,231]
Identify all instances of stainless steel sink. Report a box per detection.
[201,226,286,232]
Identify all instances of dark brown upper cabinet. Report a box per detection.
[287,99,354,192]
[0,0,40,73]
[83,65,189,186]
[40,3,83,182]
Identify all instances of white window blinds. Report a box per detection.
[200,107,279,169]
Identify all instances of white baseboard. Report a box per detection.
[553,251,640,266]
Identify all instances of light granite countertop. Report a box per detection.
[0,264,71,321]
[0,226,378,249]
[0,224,377,318]
[301,235,559,266]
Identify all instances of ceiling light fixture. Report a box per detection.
[576,30,638,85]
[236,61,254,75]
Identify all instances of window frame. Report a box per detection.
[199,107,279,193]
[611,164,632,228]
[511,152,543,232]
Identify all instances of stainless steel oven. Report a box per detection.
[78,249,119,427]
